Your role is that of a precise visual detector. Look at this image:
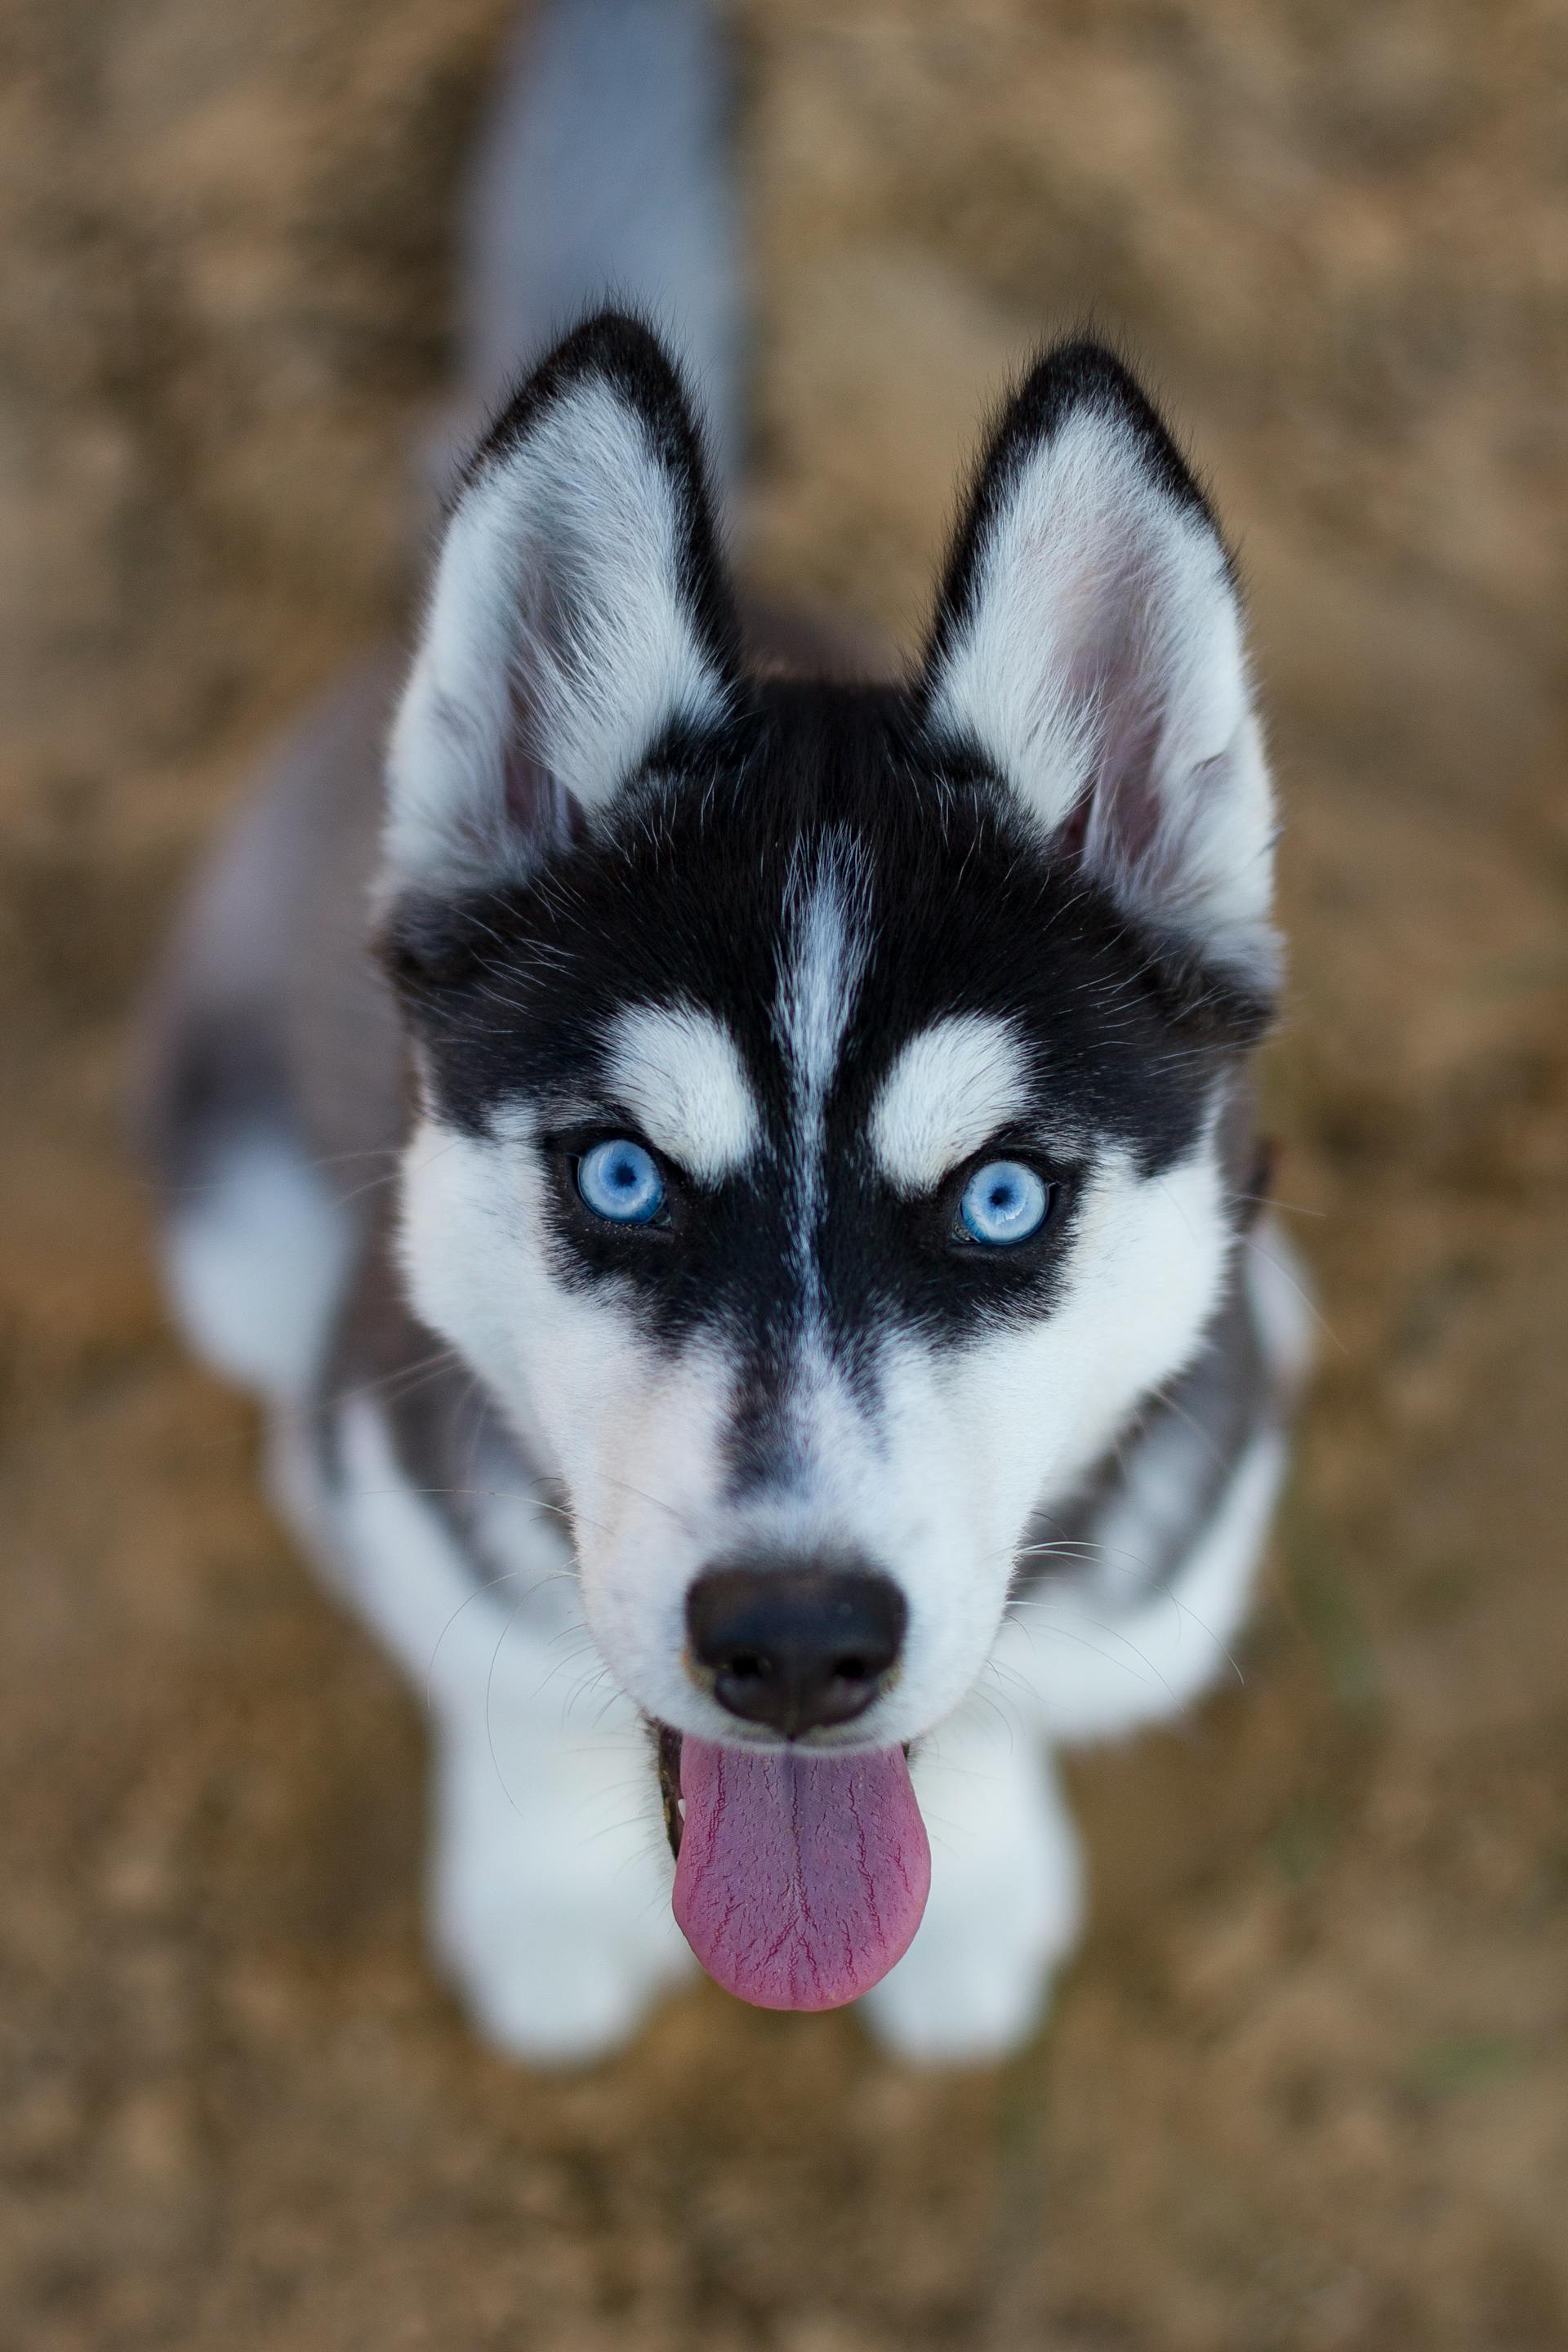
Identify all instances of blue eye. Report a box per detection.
[576,1138,666,1226]
[957,1160,1053,1247]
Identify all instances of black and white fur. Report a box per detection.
[140,0,1308,2064]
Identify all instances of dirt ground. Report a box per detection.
[3,2,1566,2346]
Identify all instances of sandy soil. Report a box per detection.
[2,2,1566,2345]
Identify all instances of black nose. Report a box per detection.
[685,1560,906,1737]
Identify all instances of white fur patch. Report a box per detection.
[163,1134,353,1403]
[385,374,727,896]
[869,1013,1032,1193]
[602,1001,760,1181]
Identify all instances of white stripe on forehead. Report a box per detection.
[777,832,870,1101]
[871,1014,1033,1194]
[775,833,871,1311]
[602,1003,760,1182]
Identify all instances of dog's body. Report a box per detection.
[140,0,1309,2063]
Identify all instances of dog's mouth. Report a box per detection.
[655,1723,931,2012]
[657,1723,686,1860]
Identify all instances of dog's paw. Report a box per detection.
[437,1891,690,2066]
[429,1724,693,2065]
[860,1726,1083,2065]
[860,1886,1071,2065]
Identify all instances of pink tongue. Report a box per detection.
[672,1736,931,2011]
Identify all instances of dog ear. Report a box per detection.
[920,342,1277,998]
[383,310,739,897]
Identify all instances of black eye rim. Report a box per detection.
[546,1124,682,1236]
[543,1125,1076,1255]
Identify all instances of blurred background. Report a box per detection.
[3,2,1566,2345]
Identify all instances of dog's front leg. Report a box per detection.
[427,1686,694,2065]
[860,1708,1083,2065]
[330,1395,693,2064]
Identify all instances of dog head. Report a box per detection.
[376,314,1276,1993]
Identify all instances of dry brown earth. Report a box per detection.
[2,3,1566,2345]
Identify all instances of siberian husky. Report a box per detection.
[140,0,1309,2064]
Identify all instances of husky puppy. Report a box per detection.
[140,0,1309,2063]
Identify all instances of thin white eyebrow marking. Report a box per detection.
[870,1013,1033,1193]
[602,1003,760,1183]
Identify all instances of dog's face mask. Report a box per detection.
[378,318,1276,2009]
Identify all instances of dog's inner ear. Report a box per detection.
[920,342,1277,997]
[381,310,739,899]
